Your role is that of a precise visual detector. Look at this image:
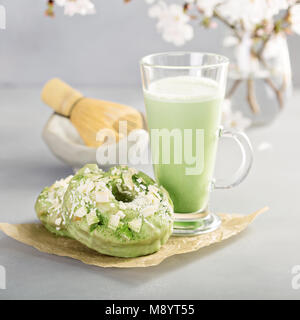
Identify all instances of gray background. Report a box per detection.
[0,0,299,88]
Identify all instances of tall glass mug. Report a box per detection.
[140,52,253,235]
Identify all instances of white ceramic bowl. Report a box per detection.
[42,113,149,171]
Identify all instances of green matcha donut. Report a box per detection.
[35,164,101,238]
[35,175,73,237]
[63,165,174,258]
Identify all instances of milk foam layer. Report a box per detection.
[144,76,222,102]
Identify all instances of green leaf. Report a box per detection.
[117,223,134,240]
[89,223,98,233]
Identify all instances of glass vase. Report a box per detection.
[227,36,292,127]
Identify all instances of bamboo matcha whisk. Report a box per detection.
[41,78,144,148]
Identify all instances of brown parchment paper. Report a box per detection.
[0,207,268,268]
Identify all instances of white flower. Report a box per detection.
[222,35,239,47]
[148,1,194,46]
[225,111,251,131]
[257,141,272,151]
[217,0,288,30]
[222,99,251,131]
[56,0,95,16]
[196,0,224,17]
[230,32,269,78]
[290,4,300,35]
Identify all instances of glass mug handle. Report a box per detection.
[212,128,254,190]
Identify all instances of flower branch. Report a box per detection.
[45,0,96,17]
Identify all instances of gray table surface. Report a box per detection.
[0,86,300,300]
